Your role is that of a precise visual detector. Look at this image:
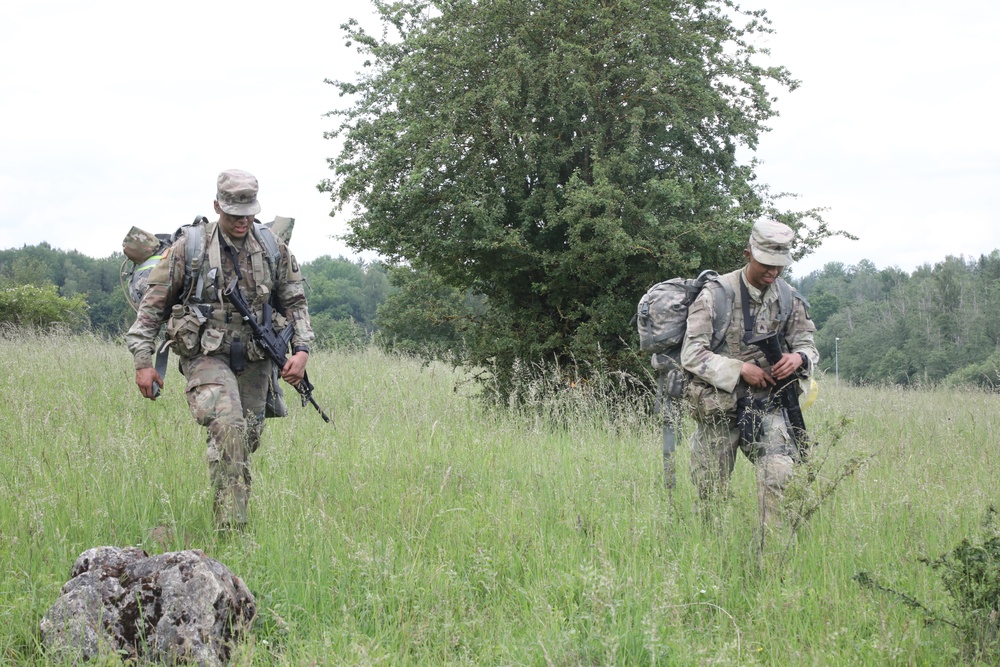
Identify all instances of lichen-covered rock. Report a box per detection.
[40,547,256,666]
[39,546,147,662]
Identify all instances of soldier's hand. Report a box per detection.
[770,352,803,381]
[281,351,308,387]
[740,362,774,389]
[136,367,164,400]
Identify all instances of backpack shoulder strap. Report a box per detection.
[180,216,210,303]
[775,278,792,323]
[788,282,809,310]
[775,278,810,331]
[253,221,281,277]
[703,277,734,352]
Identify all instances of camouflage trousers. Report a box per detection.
[689,410,797,528]
[180,355,270,528]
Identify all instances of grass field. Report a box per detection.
[1,330,998,665]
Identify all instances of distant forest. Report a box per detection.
[3,241,1000,390]
[796,253,1000,389]
[0,242,389,350]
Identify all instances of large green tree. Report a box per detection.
[323,0,835,392]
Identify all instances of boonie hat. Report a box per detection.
[216,169,261,216]
[749,220,794,267]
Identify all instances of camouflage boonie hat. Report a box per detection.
[216,169,261,216]
[749,220,794,267]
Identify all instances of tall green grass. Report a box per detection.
[0,330,997,665]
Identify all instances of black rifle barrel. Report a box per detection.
[224,278,332,424]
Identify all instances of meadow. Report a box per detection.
[0,330,997,665]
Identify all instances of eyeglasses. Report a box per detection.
[224,213,254,222]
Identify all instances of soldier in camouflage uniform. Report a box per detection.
[126,169,315,529]
[680,220,818,530]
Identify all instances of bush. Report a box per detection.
[944,351,1000,391]
[924,507,1000,660]
[310,313,371,350]
[0,283,88,328]
[856,507,1000,662]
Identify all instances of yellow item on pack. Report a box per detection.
[800,376,819,409]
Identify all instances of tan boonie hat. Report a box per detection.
[749,219,794,267]
[216,169,261,216]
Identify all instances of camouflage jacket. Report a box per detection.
[125,221,314,370]
[680,267,818,412]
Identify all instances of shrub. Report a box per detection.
[924,507,1000,660]
[0,283,88,328]
[856,507,1000,662]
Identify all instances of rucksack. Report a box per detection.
[636,270,731,359]
[635,269,796,397]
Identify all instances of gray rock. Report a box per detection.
[40,547,256,666]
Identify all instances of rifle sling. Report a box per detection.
[219,233,245,283]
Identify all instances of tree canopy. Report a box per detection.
[323,0,837,392]
[0,244,130,332]
[303,255,390,348]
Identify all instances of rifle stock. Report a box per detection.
[224,278,332,424]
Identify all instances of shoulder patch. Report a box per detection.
[286,255,302,282]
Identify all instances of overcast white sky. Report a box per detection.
[1,0,997,278]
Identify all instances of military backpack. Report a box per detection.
[635,270,796,398]
[120,216,294,311]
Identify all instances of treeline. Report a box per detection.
[0,243,128,331]
[798,252,1000,389]
[0,243,393,348]
[7,242,1000,390]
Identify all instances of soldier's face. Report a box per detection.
[744,249,783,290]
[215,201,252,239]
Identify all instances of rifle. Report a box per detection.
[744,331,810,456]
[224,278,332,424]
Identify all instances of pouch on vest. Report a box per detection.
[685,380,737,421]
[229,336,247,374]
[166,304,207,358]
[736,395,766,446]
[265,365,288,418]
